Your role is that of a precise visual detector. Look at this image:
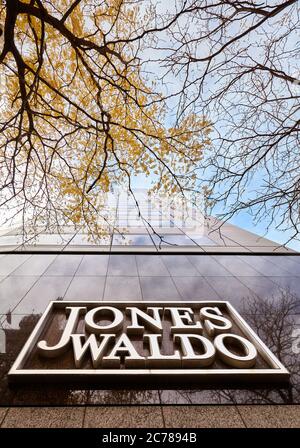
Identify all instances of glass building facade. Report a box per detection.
[0,191,299,427]
[0,189,294,253]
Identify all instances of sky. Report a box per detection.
[0,1,299,251]
[136,1,300,251]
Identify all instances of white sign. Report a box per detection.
[8,301,289,384]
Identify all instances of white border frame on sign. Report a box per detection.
[8,301,290,383]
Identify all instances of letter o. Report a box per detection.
[214,333,257,368]
[85,307,124,333]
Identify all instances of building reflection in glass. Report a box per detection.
[160,290,300,404]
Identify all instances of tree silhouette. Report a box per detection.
[156,0,300,241]
[0,1,210,239]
